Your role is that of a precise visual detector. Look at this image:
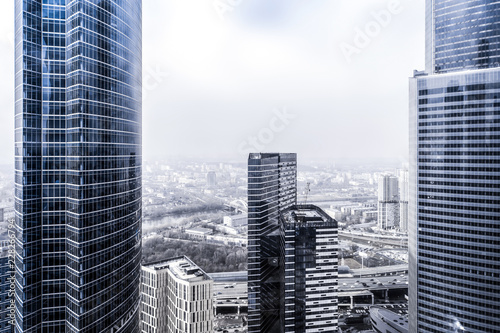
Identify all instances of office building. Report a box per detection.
[248,153,297,333]
[397,169,409,232]
[206,171,217,187]
[140,257,213,333]
[14,1,142,331]
[409,1,500,332]
[377,175,400,229]
[185,227,213,239]
[280,205,338,333]
[223,214,248,228]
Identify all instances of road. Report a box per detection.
[339,274,408,292]
[213,282,247,299]
[339,231,408,248]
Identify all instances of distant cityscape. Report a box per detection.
[1,0,499,333]
[0,156,411,332]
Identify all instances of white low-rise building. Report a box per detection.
[223,214,247,227]
[185,227,213,239]
[206,234,247,247]
[141,256,213,333]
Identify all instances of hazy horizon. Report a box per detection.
[0,0,424,164]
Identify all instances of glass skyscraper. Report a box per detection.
[409,1,500,332]
[247,153,296,333]
[14,1,142,332]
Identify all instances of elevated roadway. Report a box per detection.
[339,231,408,248]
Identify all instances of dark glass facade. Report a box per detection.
[14,1,142,332]
[280,205,338,333]
[428,0,500,74]
[247,153,296,333]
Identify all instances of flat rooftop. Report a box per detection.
[185,227,212,234]
[281,204,337,225]
[143,256,211,282]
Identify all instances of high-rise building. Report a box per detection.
[247,153,297,333]
[206,171,217,187]
[280,205,338,333]
[397,169,409,232]
[140,257,213,333]
[377,175,400,230]
[14,1,142,332]
[409,1,500,332]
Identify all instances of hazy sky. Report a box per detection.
[0,0,425,165]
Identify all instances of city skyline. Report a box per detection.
[0,1,424,164]
[5,1,500,333]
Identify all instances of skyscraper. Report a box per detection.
[14,1,142,332]
[377,175,400,230]
[280,205,338,333]
[247,153,297,333]
[409,1,500,332]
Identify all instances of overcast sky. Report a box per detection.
[0,0,425,165]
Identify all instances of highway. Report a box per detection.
[213,282,247,299]
[350,264,408,277]
[339,274,408,292]
[339,231,408,248]
[212,272,409,298]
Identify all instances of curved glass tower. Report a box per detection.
[14,0,142,332]
[410,1,500,332]
[427,0,500,74]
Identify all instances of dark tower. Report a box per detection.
[14,1,142,331]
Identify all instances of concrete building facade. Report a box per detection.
[378,175,400,230]
[141,257,213,333]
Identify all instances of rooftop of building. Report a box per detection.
[185,227,212,234]
[248,153,297,163]
[281,204,337,226]
[143,256,211,282]
[248,152,296,158]
[226,213,247,219]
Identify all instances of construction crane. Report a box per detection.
[303,182,311,204]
